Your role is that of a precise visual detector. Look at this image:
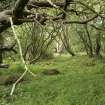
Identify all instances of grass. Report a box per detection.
[0,55,105,105]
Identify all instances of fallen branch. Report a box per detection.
[9,17,36,96]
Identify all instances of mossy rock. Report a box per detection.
[0,75,8,85]
[41,69,60,75]
[4,73,25,85]
[0,73,25,86]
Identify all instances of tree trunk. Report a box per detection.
[0,51,3,64]
[84,25,93,57]
[0,34,3,64]
[95,33,101,58]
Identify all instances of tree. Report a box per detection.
[0,0,105,63]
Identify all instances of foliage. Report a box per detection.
[1,0,105,104]
[0,0,16,11]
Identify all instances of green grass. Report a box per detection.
[1,55,105,105]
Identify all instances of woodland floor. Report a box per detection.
[0,55,105,105]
